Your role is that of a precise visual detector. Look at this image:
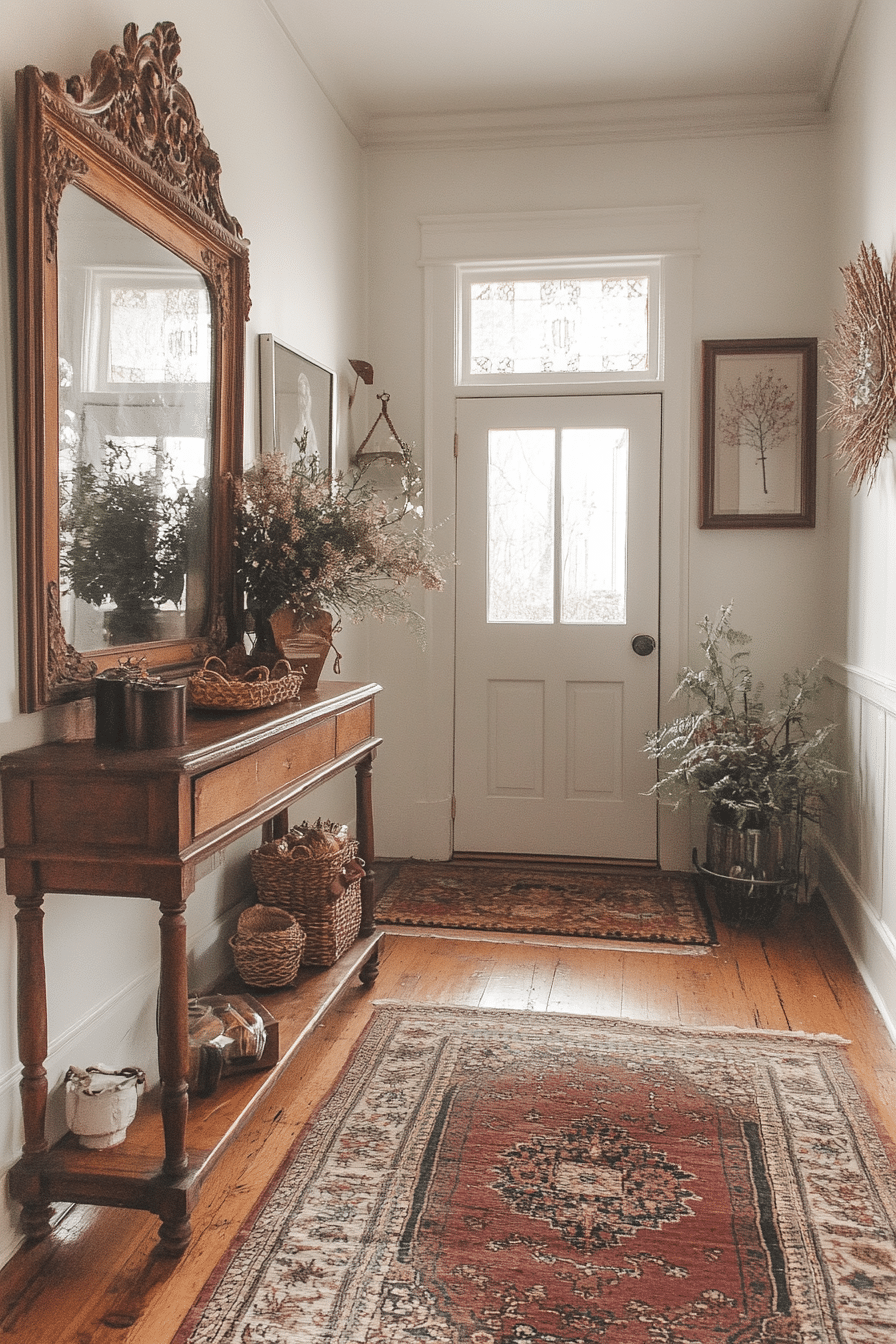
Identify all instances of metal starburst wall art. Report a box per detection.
[825,241,896,490]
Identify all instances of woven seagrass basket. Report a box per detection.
[230,904,305,987]
[189,657,303,712]
[250,823,362,967]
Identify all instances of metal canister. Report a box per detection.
[128,680,187,749]
[94,672,130,748]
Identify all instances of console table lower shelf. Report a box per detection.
[9,930,384,1254]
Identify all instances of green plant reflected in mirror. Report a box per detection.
[56,187,213,653]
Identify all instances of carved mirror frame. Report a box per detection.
[15,22,250,712]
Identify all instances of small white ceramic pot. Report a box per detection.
[64,1065,145,1148]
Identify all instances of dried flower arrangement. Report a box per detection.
[232,437,446,647]
[824,241,896,489]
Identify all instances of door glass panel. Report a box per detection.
[561,428,628,624]
[487,428,555,623]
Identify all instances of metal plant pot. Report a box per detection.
[696,814,798,928]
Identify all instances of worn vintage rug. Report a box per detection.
[375,860,716,946]
[177,1005,896,1343]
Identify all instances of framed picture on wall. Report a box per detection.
[259,334,335,469]
[700,337,817,528]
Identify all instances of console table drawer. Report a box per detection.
[193,719,336,836]
[336,702,373,755]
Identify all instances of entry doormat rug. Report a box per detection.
[177,1005,896,1343]
[375,860,716,946]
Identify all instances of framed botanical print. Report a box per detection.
[259,334,335,469]
[700,337,817,528]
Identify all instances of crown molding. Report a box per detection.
[364,91,827,152]
[819,0,864,108]
[418,204,702,266]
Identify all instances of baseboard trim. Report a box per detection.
[818,840,896,1047]
[448,852,659,869]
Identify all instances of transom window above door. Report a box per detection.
[459,260,661,385]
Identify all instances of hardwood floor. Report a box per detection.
[1,893,895,1342]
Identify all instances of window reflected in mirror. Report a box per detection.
[56,186,213,653]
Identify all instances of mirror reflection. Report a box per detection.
[56,186,213,652]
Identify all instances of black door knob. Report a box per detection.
[631,634,657,657]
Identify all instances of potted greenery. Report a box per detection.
[60,440,198,645]
[231,439,445,686]
[645,606,840,926]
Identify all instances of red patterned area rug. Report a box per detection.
[177,1005,896,1344]
[375,859,716,946]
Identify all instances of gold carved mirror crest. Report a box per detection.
[15,21,250,711]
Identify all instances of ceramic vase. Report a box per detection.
[65,1065,145,1148]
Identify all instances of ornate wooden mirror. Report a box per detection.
[15,21,249,712]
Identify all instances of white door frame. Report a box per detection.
[453,393,663,860]
[412,206,699,869]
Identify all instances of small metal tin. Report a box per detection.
[94,673,130,748]
[128,681,187,750]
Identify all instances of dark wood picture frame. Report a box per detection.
[259,335,334,470]
[700,337,817,529]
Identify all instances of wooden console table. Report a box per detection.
[1,680,383,1254]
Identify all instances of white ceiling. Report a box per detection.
[264,0,861,147]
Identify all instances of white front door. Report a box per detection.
[453,394,661,860]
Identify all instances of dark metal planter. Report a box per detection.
[693,850,794,928]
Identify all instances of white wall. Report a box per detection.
[0,0,366,1265]
[364,128,834,867]
[820,0,896,1037]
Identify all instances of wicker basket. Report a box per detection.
[230,904,305,987]
[189,657,303,712]
[250,822,362,967]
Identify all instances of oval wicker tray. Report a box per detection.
[189,657,304,711]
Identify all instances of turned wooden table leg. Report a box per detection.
[157,898,190,1181]
[355,750,377,939]
[156,894,192,1254]
[359,942,381,986]
[262,806,290,845]
[15,892,52,1240]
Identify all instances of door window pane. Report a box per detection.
[487,429,554,623]
[561,428,628,624]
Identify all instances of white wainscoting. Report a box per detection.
[819,658,896,1042]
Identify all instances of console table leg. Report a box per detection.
[359,943,380,986]
[262,807,290,844]
[15,893,52,1240]
[355,751,377,938]
[158,1214,192,1258]
[157,900,190,1180]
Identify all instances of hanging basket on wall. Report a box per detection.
[824,241,896,490]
